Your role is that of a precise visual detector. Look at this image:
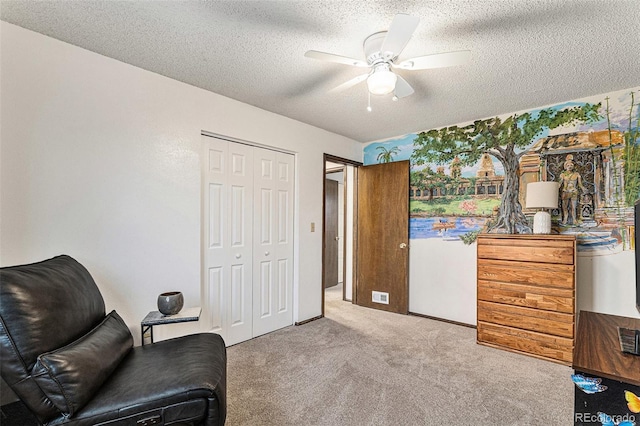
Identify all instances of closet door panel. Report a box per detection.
[203,139,227,336]
[224,142,254,345]
[207,267,223,333]
[275,153,294,322]
[253,148,294,337]
[203,137,253,346]
[253,148,276,335]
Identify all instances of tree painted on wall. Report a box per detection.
[410,167,453,200]
[411,104,601,234]
[623,92,640,205]
[376,146,400,163]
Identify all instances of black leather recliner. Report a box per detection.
[0,255,226,425]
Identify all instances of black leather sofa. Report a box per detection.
[0,255,226,425]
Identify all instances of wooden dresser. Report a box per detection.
[476,234,577,365]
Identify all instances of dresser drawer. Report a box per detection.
[477,236,575,264]
[478,321,573,364]
[476,235,576,364]
[478,280,574,313]
[478,300,574,338]
[478,259,574,289]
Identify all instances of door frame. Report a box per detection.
[322,154,362,317]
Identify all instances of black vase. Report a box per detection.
[157,291,184,315]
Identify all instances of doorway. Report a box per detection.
[322,155,360,315]
[322,155,410,316]
[324,173,340,290]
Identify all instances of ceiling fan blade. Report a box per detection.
[393,75,414,98]
[394,50,472,70]
[304,50,368,67]
[380,14,420,58]
[329,73,369,93]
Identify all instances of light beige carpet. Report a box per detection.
[226,285,574,425]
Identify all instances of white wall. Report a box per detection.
[409,239,477,324]
[0,22,362,345]
[577,251,639,319]
[409,240,639,325]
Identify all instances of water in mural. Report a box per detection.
[364,87,640,254]
[410,217,488,240]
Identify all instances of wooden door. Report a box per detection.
[324,179,339,288]
[356,161,409,314]
[252,147,295,337]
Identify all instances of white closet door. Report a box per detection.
[252,147,294,337]
[203,137,253,346]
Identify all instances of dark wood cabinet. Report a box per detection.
[573,311,640,425]
[476,234,577,365]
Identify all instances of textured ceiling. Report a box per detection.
[2,0,639,143]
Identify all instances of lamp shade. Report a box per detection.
[526,181,559,209]
[367,69,397,95]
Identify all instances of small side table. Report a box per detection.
[141,307,201,345]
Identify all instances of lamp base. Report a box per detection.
[532,211,552,234]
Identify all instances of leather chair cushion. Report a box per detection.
[32,310,133,416]
[0,255,108,421]
[0,255,106,372]
[46,333,227,425]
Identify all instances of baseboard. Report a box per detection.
[295,315,323,326]
[408,311,476,329]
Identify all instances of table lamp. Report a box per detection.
[526,181,559,234]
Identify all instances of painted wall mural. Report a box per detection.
[364,87,640,254]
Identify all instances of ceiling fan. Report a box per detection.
[305,14,471,101]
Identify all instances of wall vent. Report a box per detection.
[372,291,389,305]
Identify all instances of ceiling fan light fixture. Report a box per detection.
[307,14,470,99]
[367,67,397,95]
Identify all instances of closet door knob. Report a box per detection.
[265,251,270,256]
[235,254,241,259]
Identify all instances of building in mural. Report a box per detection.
[410,103,602,235]
[364,87,639,254]
[411,154,505,199]
[521,129,633,253]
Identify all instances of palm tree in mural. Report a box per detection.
[376,146,400,163]
[411,104,601,234]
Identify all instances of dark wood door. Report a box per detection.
[356,161,409,314]
[324,179,339,288]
